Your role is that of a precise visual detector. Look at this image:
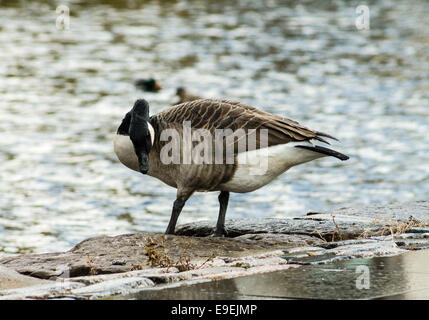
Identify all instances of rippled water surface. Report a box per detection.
[1,0,429,254]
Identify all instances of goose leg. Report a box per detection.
[165,188,193,235]
[212,191,229,237]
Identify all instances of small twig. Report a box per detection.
[196,254,215,270]
[331,214,343,241]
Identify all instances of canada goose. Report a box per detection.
[135,78,162,92]
[114,99,349,237]
[173,87,201,105]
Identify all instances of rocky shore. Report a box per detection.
[1,201,428,299]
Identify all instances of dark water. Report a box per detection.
[1,0,429,254]
[126,249,429,300]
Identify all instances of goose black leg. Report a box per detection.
[165,188,193,235]
[212,191,229,237]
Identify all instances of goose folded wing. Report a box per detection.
[157,99,337,152]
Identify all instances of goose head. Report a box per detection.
[117,99,154,175]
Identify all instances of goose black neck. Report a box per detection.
[117,112,131,135]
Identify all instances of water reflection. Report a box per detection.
[127,250,429,299]
[1,0,429,253]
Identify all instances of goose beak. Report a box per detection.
[141,168,148,174]
[139,152,149,174]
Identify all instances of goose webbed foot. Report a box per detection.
[209,227,229,238]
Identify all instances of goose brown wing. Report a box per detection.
[156,99,335,148]
[219,99,337,144]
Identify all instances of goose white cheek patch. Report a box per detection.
[147,121,155,145]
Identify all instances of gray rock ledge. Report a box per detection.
[0,201,428,299]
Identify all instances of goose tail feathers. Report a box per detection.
[295,145,349,161]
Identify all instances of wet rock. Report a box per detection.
[282,247,327,262]
[285,252,345,265]
[70,268,182,286]
[1,202,428,299]
[0,232,312,280]
[176,202,429,241]
[0,250,298,299]
[407,227,429,234]
[283,240,406,265]
[0,280,85,300]
[70,277,154,298]
[395,238,429,251]
[175,216,393,241]
[0,253,72,279]
[318,238,379,250]
[2,202,427,282]
[403,243,429,250]
[321,201,429,224]
[283,246,324,254]
[234,233,324,246]
[330,240,405,257]
[0,266,52,290]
